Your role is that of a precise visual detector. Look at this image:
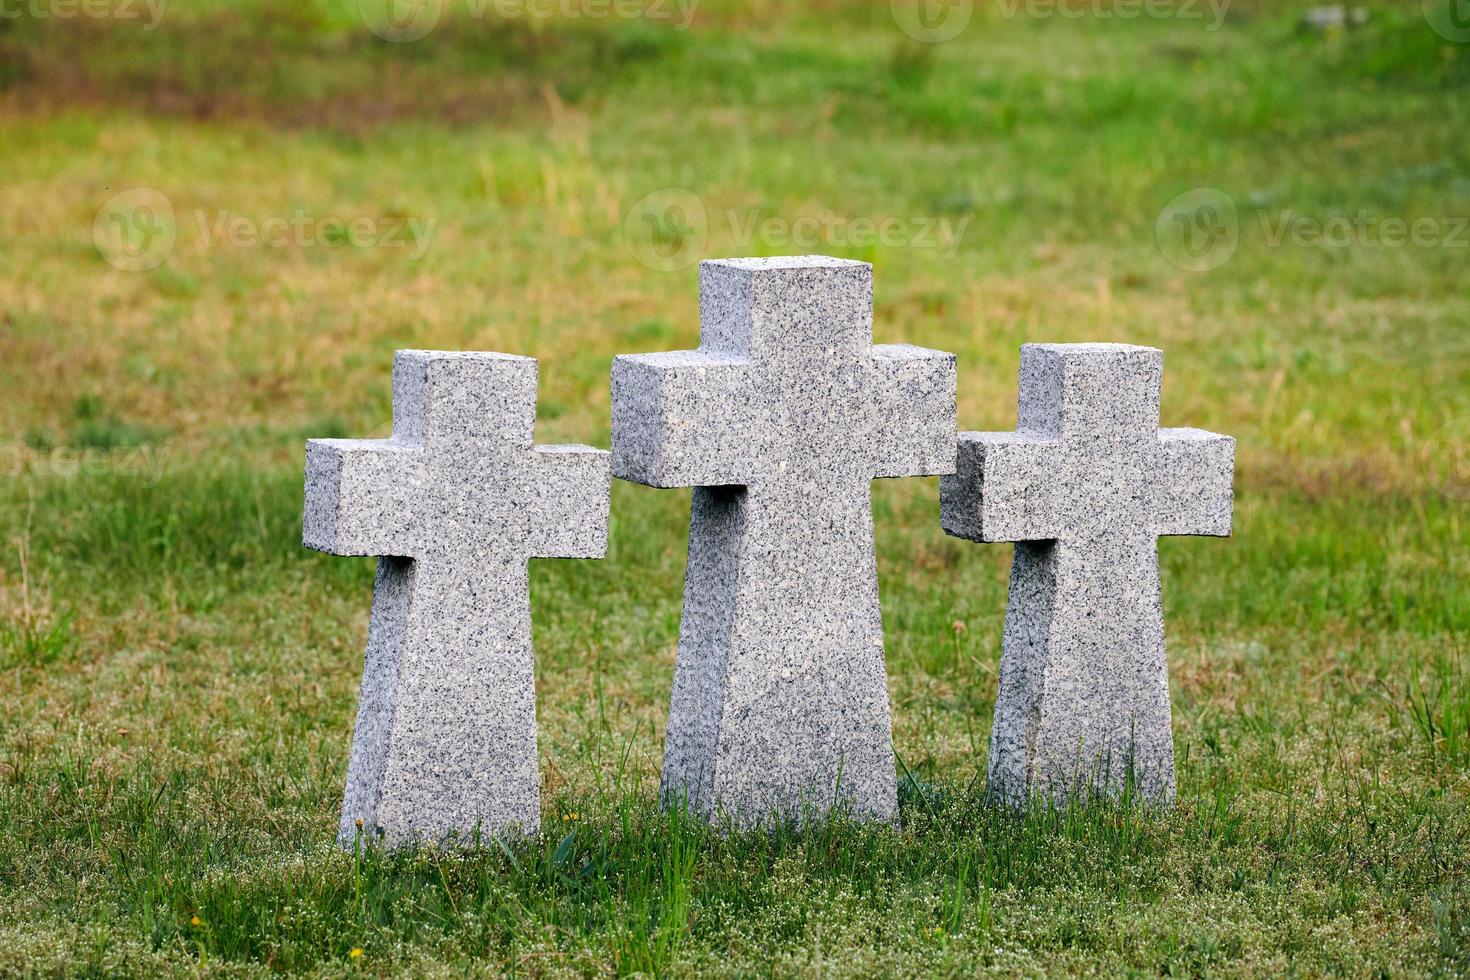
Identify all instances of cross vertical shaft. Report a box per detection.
[304,350,610,847]
[612,257,956,827]
[941,343,1234,807]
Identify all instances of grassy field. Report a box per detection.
[1,0,1468,974]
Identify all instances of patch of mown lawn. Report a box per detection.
[0,739,1464,974]
[0,0,1466,974]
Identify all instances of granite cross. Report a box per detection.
[611,256,956,827]
[304,350,610,847]
[940,343,1234,807]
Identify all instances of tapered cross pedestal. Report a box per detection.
[304,351,609,847]
[941,343,1233,807]
[612,256,956,827]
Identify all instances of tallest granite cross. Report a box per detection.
[612,257,957,827]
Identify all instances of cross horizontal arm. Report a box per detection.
[526,445,612,559]
[940,432,1064,543]
[867,344,957,479]
[611,351,757,489]
[304,438,424,557]
[1153,428,1235,537]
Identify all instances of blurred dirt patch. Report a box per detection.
[1241,450,1428,504]
[0,3,681,133]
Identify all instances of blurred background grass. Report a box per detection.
[0,0,1467,974]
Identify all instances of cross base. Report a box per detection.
[660,485,899,828]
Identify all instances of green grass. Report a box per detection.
[0,0,1468,974]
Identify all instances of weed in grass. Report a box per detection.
[1403,654,1470,773]
[0,508,76,670]
[0,608,75,670]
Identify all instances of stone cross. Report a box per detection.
[611,256,956,827]
[940,343,1233,807]
[304,350,610,847]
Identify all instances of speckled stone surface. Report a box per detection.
[941,343,1234,808]
[611,256,957,828]
[304,351,610,848]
